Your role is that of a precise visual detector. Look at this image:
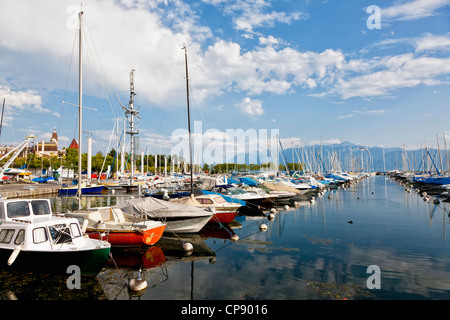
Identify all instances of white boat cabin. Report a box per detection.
[0,199,87,251]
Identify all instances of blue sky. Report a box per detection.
[0,0,449,161]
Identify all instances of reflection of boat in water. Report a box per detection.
[199,224,237,240]
[108,246,166,269]
[155,233,215,260]
[97,232,216,300]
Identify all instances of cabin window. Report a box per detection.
[7,201,30,218]
[14,229,25,245]
[0,229,15,243]
[33,227,48,244]
[0,205,4,219]
[198,198,213,205]
[214,196,226,204]
[31,200,51,215]
[70,223,81,237]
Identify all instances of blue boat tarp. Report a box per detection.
[202,190,246,206]
[324,174,348,181]
[226,176,239,184]
[239,177,258,186]
[32,177,56,183]
[413,176,450,185]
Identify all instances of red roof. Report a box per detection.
[69,138,79,149]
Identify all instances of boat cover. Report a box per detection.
[239,177,258,186]
[113,196,213,219]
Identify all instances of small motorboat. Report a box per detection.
[65,206,166,247]
[0,198,111,276]
[171,194,241,224]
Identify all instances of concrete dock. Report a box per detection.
[0,182,60,199]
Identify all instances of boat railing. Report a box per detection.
[132,205,169,224]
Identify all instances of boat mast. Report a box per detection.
[0,98,5,138]
[77,10,83,208]
[182,44,193,196]
[127,69,138,185]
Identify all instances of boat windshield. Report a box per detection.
[214,196,227,204]
[31,200,51,215]
[7,201,30,218]
[229,188,245,195]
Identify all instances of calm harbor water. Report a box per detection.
[1,175,450,300]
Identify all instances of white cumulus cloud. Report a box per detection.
[235,97,264,116]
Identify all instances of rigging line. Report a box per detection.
[83,15,118,119]
[3,102,16,143]
[58,30,78,133]
[98,119,119,179]
[156,48,185,143]
[187,78,208,132]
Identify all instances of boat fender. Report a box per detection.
[129,268,147,292]
[268,213,275,221]
[81,219,89,233]
[259,223,268,231]
[230,234,239,242]
[270,208,277,213]
[284,205,289,210]
[8,245,22,266]
[182,242,193,252]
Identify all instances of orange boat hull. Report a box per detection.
[88,225,166,246]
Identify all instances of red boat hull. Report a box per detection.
[87,225,166,246]
[208,211,238,224]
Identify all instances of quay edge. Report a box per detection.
[0,183,59,199]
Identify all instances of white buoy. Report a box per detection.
[231,234,239,242]
[259,223,268,231]
[327,194,332,199]
[268,213,275,220]
[129,268,147,292]
[310,197,315,203]
[7,245,22,266]
[182,242,194,252]
[284,205,289,210]
[270,208,277,213]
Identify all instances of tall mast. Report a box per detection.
[77,10,83,208]
[127,69,138,185]
[0,98,5,138]
[183,44,193,196]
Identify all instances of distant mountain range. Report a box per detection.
[228,140,449,173]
